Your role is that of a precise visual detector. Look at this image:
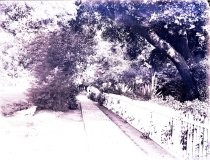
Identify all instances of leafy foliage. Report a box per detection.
[0,1,209,113]
[26,26,94,111]
[28,77,79,111]
[73,0,209,101]
[0,1,80,112]
[1,101,31,116]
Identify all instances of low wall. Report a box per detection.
[103,93,210,160]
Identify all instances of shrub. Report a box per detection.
[87,86,101,101]
[97,93,105,106]
[1,101,31,116]
[28,79,79,112]
[152,95,210,120]
[88,92,96,101]
[155,79,186,102]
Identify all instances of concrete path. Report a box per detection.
[1,94,176,160]
[78,94,167,160]
[0,109,89,160]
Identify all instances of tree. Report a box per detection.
[0,1,78,71]
[0,1,96,111]
[0,1,79,91]
[26,26,94,111]
[72,0,209,101]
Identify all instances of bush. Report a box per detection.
[155,79,186,102]
[28,80,79,112]
[87,86,101,101]
[152,95,210,120]
[88,92,96,101]
[1,101,31,116]
[97,93,105,106]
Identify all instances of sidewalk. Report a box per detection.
[78,94,155,160]
[0,108,89,160]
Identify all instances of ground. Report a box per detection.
[0,109,88,160]
[0,93,176,160]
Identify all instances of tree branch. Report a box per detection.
[138,28,199,100]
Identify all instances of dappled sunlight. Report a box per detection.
[0,0,209,160]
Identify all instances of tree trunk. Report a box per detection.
[141,29,199,100]
[153,26,194,64]
[176,33,194,62]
